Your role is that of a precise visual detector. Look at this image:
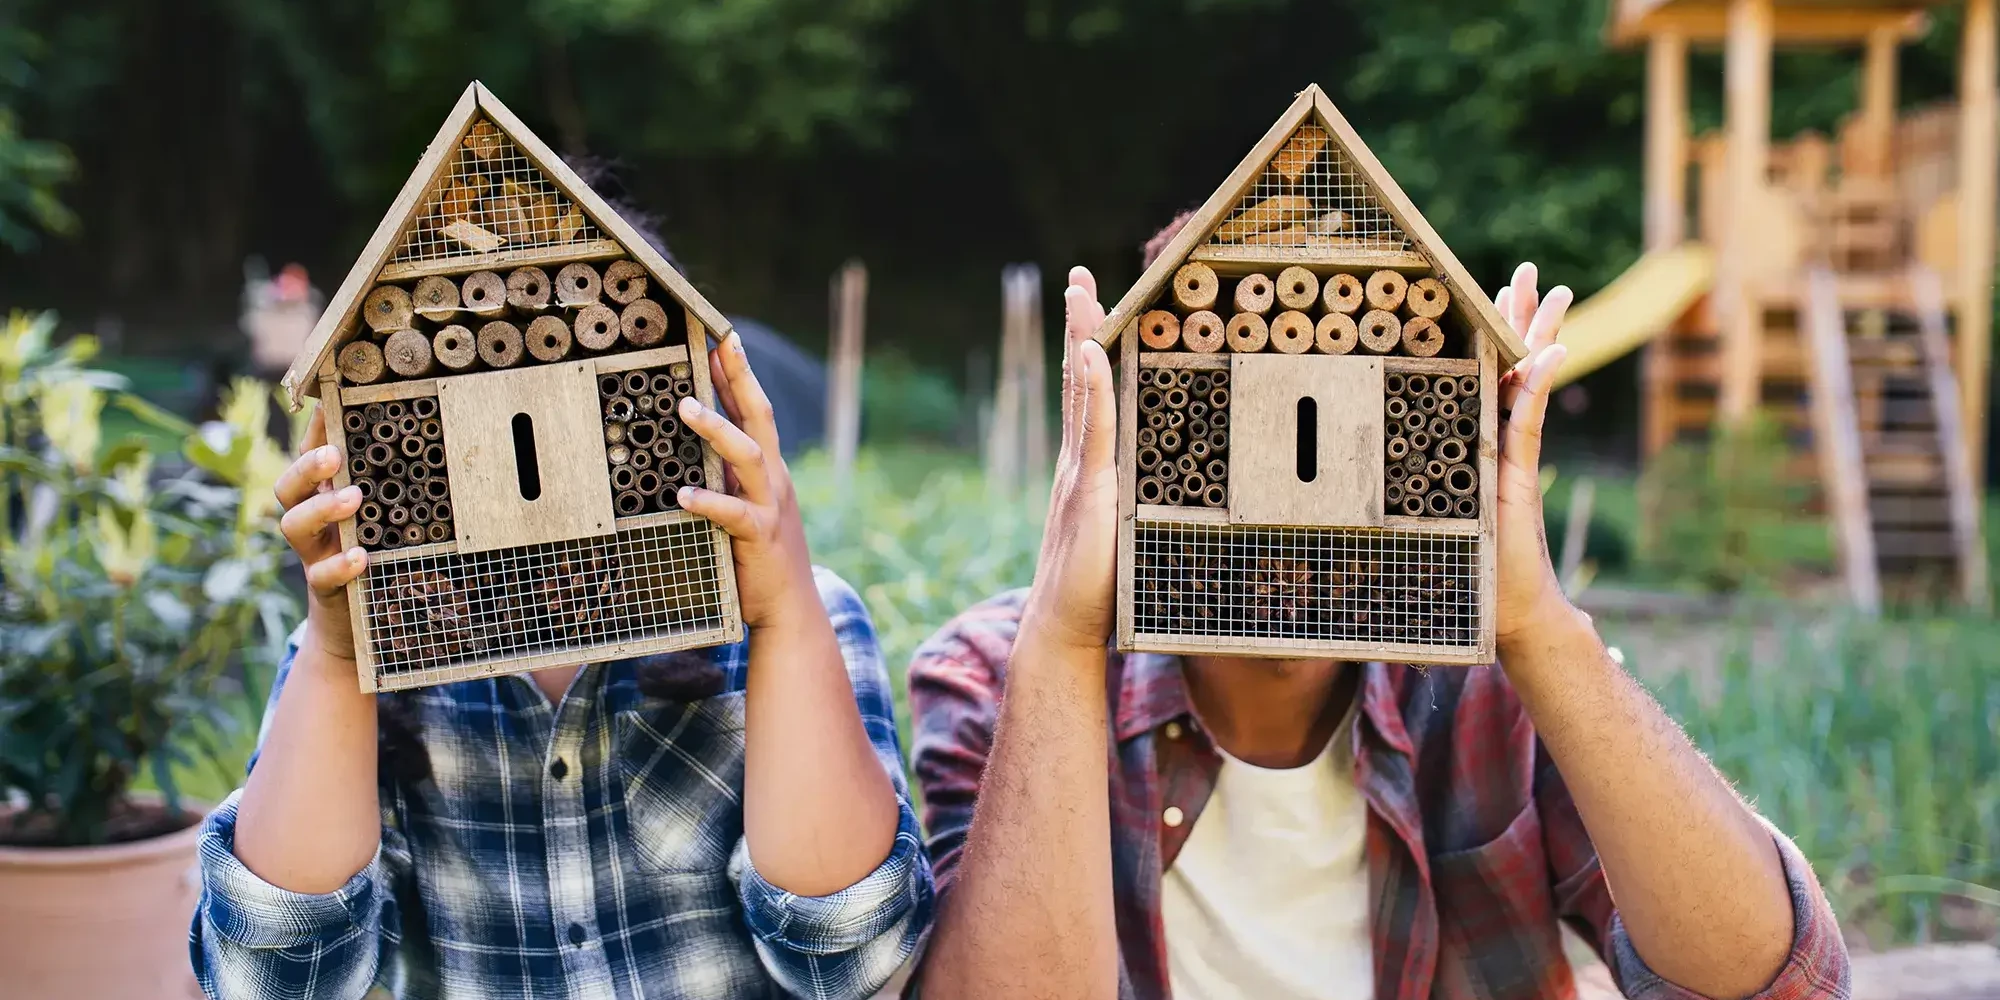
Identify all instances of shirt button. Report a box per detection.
[549,758,568,780]
[1163,806,1185,828]
[1164,722,1183,740]
[567,922,587,947]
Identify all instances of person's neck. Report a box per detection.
[528,665,582,707]
[1181,656,1360,769]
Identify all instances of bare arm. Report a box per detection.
[232,410,383,895]
[678,331,897,897]
[917,268,1122,1000]
[1493,266,1793,999]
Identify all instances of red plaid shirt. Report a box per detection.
[908,590,1849,1000]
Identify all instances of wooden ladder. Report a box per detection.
[1801,266,1988,610]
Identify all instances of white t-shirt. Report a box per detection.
[1160,700,1373,1000]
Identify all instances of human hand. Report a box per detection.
[275,407,368,663]
[676,330,820,631]
[1019,266,1120,653]
[1491,263,1577,648]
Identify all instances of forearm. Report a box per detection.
[743,591,900,897]
[918,623,1118,1000]
[233,631,382,894]
[1502,604,1792,998]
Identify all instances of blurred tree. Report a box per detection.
[0,19,77,250]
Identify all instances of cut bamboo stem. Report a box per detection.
[384,329,436,378]
[603,260,649,305]
[1172,262,1220,312]
[338,341,387,384]
[363,285,415,335]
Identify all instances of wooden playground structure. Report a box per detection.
[1563,0,1996,608]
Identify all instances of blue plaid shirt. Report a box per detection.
[191,567,933,1000]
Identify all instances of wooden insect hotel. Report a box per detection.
[1096,85,1528,665]
[281,83,741,692]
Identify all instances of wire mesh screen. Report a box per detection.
[394,118,603,264]
[1206,123,1409,252]
[362,519,725,677]
[1131,520,1478,647]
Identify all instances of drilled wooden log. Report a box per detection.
[461,271,507,317]
[1323,272,1365,314]
[1407,277,1450,319]
[1139,310,1181,350]
[1401,316,1444,358]
[506,266,552,313]
[338,341,386,384]
[476,320,525,369]
[1365,270,1408,312]
[1275,266,1320,311]
[556,262,601,306]
[621,299,669,347]
[1181,311,1225,353]
[520,315,571,362]
[603,260,649,305]
[1357,310,1401,355]
[412,275,460,319]
[363,285,414,334]
[1233,274,1275,315]
[1172,262,1219,312]
[573,303,621,351]
[1226,313,1269,353]
[1270,311,1314,354]
[384,329,436,378]
[420,327,470,372]
[1312,313,1358,356]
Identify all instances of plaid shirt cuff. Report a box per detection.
[737,805,933,956]
[197,790,385,950]
[1609,832,1850,999]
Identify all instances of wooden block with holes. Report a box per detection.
[1097,84,1524,665]
[280,82,742,692]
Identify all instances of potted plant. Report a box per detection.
[0,312,296,999]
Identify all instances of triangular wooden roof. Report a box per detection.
[1094,85,1528,367]
[283,82,734,406]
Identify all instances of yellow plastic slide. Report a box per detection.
[1549,242,1714,388]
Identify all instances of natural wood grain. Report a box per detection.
[436,362,616,553]
[442,219,505,252]
[1476,336,1499,661]
[603,259,649,305]
[433,325,478,371]
[1191,245,1434,271]
[1315,313,1358,355]
[1275,266,1320,311]
[1138,351,1231,371]
[322,379,378,692]
[363,285,415,334]
[371,624,742,693]
[1181,311,1226,353]
[1228,354,1384,527]
[1271,127,1331,184]
[621,299,670,347]
[476,321,525,369]
[525,315,573,362]
[384,329,436,378]
[338,341,387,384]
[375,240,626,283]
[413,275,461,318]
[505,266,552,313]
[573,304,620,351]
[1384,355,1478,376]
[1226,312,1270,353]
[1117,326,1139,649]
[1173,262,1220,311]
[461,271,507,317]
[1123,632,1486,663]
[1233,273,1275,315]
[1270,311,1314,354]
[591,344,690,374]
[1960,0,1996,485]
[1801,266,1882,612]
[1139,310,1181,350]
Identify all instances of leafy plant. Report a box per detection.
[0,312,295,847]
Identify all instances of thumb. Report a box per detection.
[1076,338,1118,481]
[1065,272,1108,344]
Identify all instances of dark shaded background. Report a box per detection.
[0,0,1977,462]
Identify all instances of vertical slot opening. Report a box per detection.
[1295,397,1318,483]
[511,413,543,501]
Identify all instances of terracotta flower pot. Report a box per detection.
[0,799,206,1000]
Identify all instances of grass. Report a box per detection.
[164,446,1995,948]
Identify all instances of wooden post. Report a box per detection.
[826,260,867,487]
[1016,266,1050,481]
[1959,0,1997,487]
[1857,25,1900,178]
[1643,31,1689,460]
[985,266,1037,495]
[1718,0,1773,424]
